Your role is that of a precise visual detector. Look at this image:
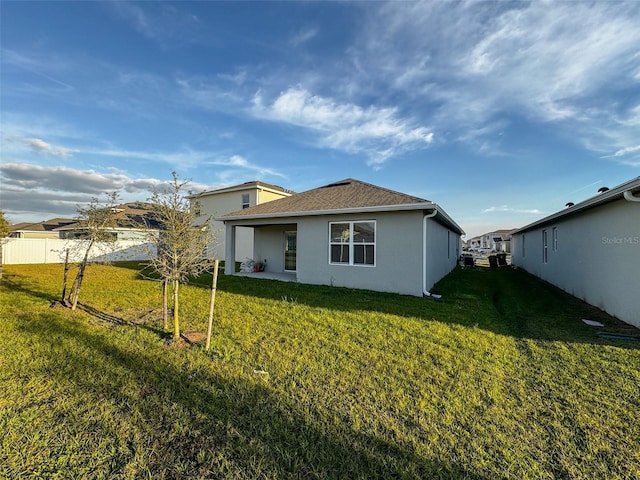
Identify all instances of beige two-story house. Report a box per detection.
[189,181,293,261]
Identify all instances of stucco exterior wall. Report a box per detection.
[231,210,460,297]
[253,225,296,273]
[258,190,287,203]
[13,231,60,239]
[292,211,424,296]
[195,188,289,260]
[425,218,460,292]
[511,199,640,327]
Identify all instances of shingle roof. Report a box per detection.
[11,218,76,232]
[221,178,430,218]
[55,202,161,230]
[191,180,294,197]
[512,176,640,234]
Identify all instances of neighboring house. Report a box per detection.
[220,178,464,297]
[482,229,514,252]
[55,202,160,240]
[10,218,76,238]
[189,181,293,261]
[466,236,481,250]
[466,230,513,252]
[511,177,640,328]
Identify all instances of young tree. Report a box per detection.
[143,172,212,340]
[67,192,120,310]
[0,210,10,281]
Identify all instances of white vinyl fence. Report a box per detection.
[2,238,156,265]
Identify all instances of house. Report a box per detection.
[220,178,464,297]
[482,229,514,252]
[3,202,160,265]
[189,181,293,260]
[55,202,160,241]
[466,230,514,252]
[10,218,76,239]
[511,177,640,328]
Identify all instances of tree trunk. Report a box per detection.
[61,250,70,303]
[71,240,93,311]
[172,279,180,340]
[162,279,169,331]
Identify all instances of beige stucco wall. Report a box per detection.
[14,231,61,239]
[511,199,640,328]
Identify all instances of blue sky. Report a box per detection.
[1,1,639,238]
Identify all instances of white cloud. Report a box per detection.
[208,155,286,178]
[23,138,73,157]
[606,145,640,158]
[0,163,213,221]
[290,27,319,47]
[352,1,640,158]
[111,2,200,44]
[482,205,542,215]
[252,86,433,166]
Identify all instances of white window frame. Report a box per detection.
[241,193,250,209]
[552,227,558,251]
[329,220,376,267]
[542,229,548,264]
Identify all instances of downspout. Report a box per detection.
[623,190,640,202]
[423,209,442,299]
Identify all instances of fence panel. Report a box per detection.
[2,238,156,265]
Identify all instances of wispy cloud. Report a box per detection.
[207,155,286,178]
[605,145,640,158]
[1,48,75,91]
[23,138,73,157]
[352,1,640,159]
[251,86,433,167]
[290,27,319,47]
[482,205,542,215]
[110,2,200,45]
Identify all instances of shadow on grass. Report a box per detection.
[6,263,639,348]
[1,274,58,303]
[195,267,639,348]
[75,302,166,338]
[16,313,490,479]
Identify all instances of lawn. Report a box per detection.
[1,262,639,479]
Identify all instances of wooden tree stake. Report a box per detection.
[205,259,220,351]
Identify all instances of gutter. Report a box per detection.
[623,190,640,202]
[423,210,442,299]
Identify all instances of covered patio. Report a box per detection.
[234,271,297,283]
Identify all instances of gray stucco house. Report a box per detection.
[220,178,464,297]
[511,176,640,328]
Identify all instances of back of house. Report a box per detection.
[511,177,640,328]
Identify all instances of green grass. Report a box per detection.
[1,262,639,479]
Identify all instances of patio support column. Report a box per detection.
[225,224,236,275]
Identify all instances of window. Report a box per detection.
[542,229,548,264]
[522,234,526,257]
[329,221,375,266]
[447,231,451,259]
[552,227,558,251]
[241,194,250,209]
